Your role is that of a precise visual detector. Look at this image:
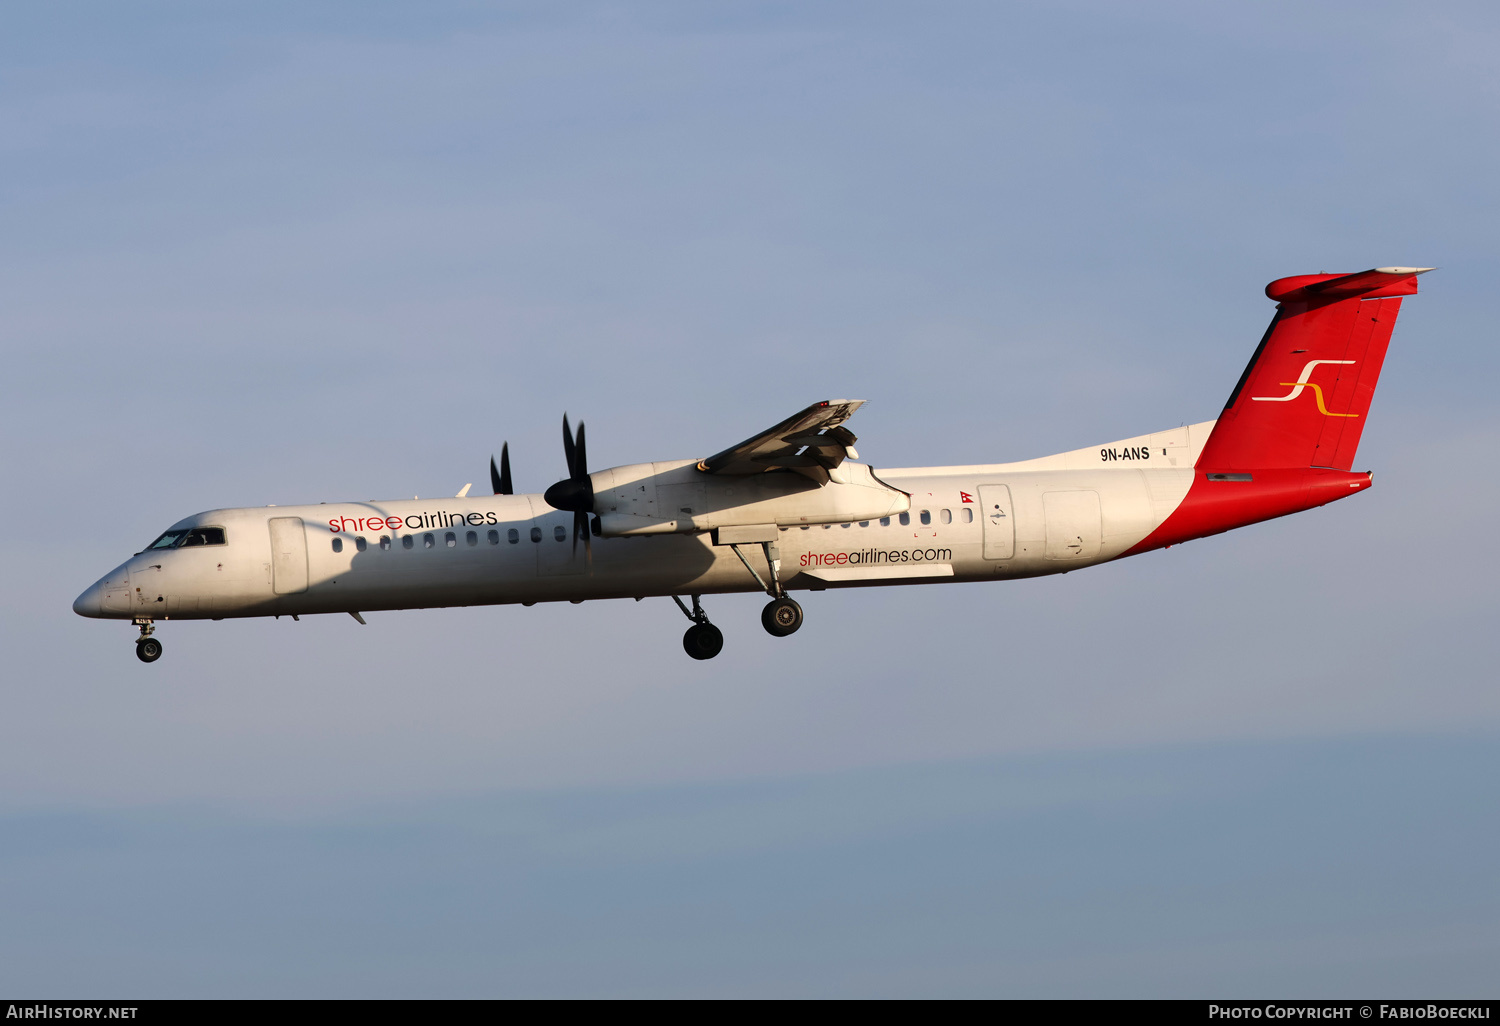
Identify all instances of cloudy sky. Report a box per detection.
[2,0,1497,996]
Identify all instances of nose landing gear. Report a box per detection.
[672,594,724,660]
[133,619,162,663]
[683,622,724,660]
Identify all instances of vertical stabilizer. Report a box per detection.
[1196,267,1430,471]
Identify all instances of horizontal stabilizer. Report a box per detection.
[1266,267,1434,303]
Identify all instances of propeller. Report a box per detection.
[490,442,513,495]
[542,414,594,562]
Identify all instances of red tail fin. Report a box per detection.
[1196,267,1431,471]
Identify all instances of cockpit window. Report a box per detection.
[146,527,226,550]
[180,527,226,547]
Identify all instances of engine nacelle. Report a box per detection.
[591,460,909,537]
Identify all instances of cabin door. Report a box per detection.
[269,517,309,594]
[1043,491,1102,559]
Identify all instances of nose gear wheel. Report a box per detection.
[682,622,724,660]
[131,619,162,663]
[671,593,724,660]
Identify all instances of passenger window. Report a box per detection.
[509,528,520,544]
[553,525,566,542]
[332,537,343,553]
[445,532,457,548]
[899,512,910,526]
[940,509,952,525]
[355,536,367,552]
[530,526,542,543]
[402,535,414,549]
[466,531,478,546]
[919,510,931,526]
[488,530,500,545]
[859,521,869,528]
[962,508,973,523]
[879,517,890,527]
[379,536,391,550]
[841,523,851,529]
[423,533,435,548]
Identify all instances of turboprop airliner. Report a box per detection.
[75,267,1430,663]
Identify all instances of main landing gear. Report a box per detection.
[673,594,724,660]
[726,538,805,640]
[671,539,808,659]
[762,596,803,637]
[134,619,162,663]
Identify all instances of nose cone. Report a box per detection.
[74,563,131,618]
[73,580,104,618]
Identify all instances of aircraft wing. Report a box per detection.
[698,400,865,477]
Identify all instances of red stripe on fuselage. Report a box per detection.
[1122,468,1372,557]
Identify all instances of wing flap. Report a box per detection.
[700,400,866,477]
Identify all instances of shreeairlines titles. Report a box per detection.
[328,509,500,534]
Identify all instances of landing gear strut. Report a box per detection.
[727,539,805,638]
[133,619,162,664]
[672,594,724,660]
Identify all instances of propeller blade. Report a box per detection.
[543,412,596,563]
[499,442,512,495]
[572,509,589,559]
[561,414,576,478]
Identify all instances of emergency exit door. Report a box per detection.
[978,484,1015,560]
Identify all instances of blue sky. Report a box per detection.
[1,0,1497,996]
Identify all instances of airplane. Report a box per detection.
[74,266,1431,664]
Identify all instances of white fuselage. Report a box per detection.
[75,424,1212,622]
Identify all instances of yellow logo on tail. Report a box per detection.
[1251,359,1359,417]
